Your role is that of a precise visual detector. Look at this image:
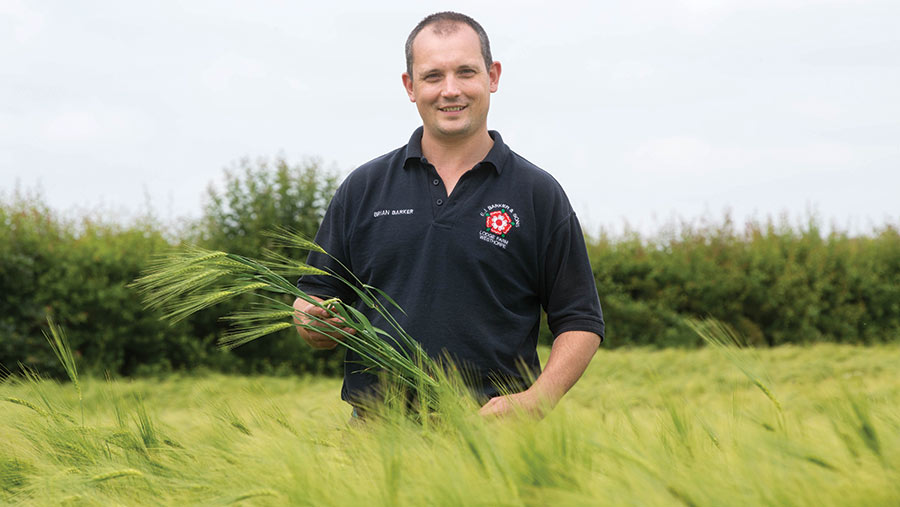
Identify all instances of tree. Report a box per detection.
[197,156,339,256]
[190,156,344,374]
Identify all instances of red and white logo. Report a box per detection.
[486,210,513,236]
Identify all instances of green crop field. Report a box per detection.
[2,343,899,506]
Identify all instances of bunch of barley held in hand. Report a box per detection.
[131,228,440,400]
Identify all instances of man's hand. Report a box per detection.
[478,389,550,419]
[479,330,601,419]
[292,297,355,350]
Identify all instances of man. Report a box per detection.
[294,12,604,418]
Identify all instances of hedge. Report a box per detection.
[2,176,898,379]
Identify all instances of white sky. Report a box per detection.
[2,0,898,236]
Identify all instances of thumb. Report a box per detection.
[302,303,331,316]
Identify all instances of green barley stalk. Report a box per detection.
[130,228,441,402]
[1,396,50,417]
[686,317,784,426]
[11,364,77,424]
[44,317,83,427]
[89,469,144,482]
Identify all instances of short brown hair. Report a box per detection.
[405,12,493,78]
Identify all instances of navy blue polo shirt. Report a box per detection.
[298,127,604,403]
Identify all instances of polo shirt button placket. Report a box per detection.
[436,199,443,206]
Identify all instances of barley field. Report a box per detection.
[2,343,899,506]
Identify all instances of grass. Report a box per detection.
[2,342,899,505]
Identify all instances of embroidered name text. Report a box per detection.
[373,209,415,218]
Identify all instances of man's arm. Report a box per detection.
[478,330,601,418]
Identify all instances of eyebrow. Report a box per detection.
[419,64,481,77]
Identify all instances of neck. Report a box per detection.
[420,129,494,177]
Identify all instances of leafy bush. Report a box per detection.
[1,156,341,379]
[0,192,204,378]
[588,216,900,347]
[4,168,899,379]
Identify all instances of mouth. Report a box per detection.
[439,105,467,112]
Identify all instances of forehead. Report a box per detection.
[410,23,484,72]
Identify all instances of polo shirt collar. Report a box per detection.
[402,126,510,175]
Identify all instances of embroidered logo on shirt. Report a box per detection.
[485,210,513,237]
[478,203,520,249]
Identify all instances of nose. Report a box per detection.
[441,76,461,98]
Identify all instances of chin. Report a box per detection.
[434,123,473,138]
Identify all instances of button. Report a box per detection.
[432,178,440,186]
[436,199,443,206]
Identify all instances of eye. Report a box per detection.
[459,69,476,77]
[424,73,441,82]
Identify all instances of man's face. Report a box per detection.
[402,24,501,143]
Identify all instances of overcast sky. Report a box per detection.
[2,0,898,236]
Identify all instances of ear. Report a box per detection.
[402,72,416,102]
[488,61,501,93]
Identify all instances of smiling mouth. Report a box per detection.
[439,105,466,112]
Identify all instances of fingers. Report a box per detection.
[303,330,340,350]
[302,323,356,349]
[292,297,356,349]
[478,393,546,419]
[302,304,331,318]
[302,312,357,336]
[478,396,509,418]
[292,299,334,328]
[297,321,348,349]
